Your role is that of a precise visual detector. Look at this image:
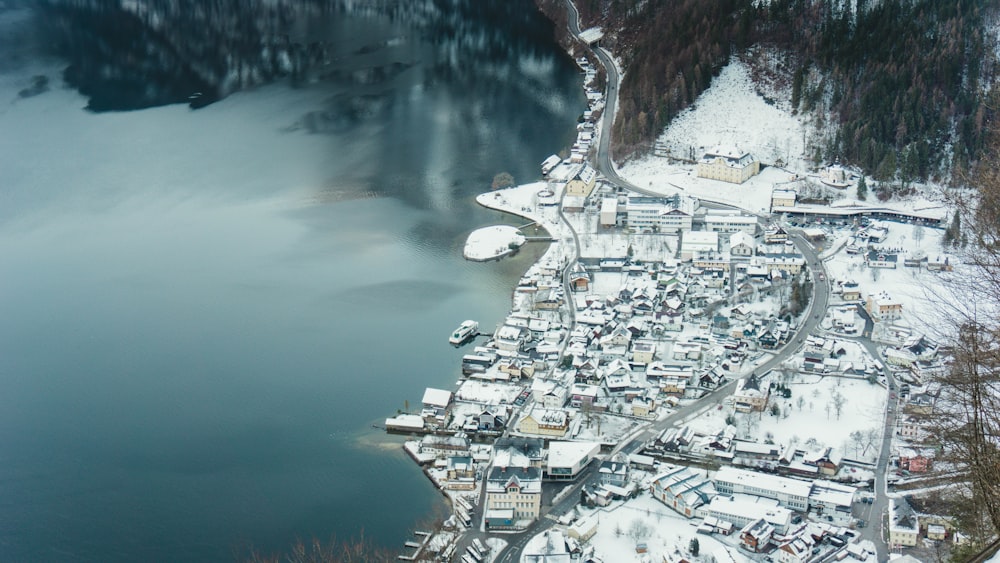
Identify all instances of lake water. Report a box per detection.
[0,2,584,560]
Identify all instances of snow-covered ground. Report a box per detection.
[649,58,807,167]
[685,375,887,463]
[576,493,733,562]
[823,222,953,338]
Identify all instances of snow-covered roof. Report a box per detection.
[715,467,811,499]
[422,387,452,408]
[547,441,600,470]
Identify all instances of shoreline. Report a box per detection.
[387,2,596,558]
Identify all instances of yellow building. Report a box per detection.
[517,408,569,437]
[697,146,760,184]
[565,165,598,197]
[771,189,796,209]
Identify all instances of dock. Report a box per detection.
[397,530,433,561]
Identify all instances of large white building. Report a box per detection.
[707,495,792,534]
[714,467,810,512]
[625,195,698,233]
[680,230,720,259]
[697,146,760,184]
[705,212,758,235]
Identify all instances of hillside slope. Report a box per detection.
[569,0,998,180]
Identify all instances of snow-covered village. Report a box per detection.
[384,16,979,563]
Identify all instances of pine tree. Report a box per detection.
[856,175,868,201]
[689,538,700,556]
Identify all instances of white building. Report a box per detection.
[707,495,792,534]
[771,189,797,209]
[600,198,618,228]
[546,441,600,480]
[625,195,698,233]
[714,467,810,512]
[729,230,755,256]
[705,212,758,235]
[680,230,720,259]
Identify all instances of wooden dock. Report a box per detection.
[397,530,433,561]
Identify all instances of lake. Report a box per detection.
[0,2,584,560]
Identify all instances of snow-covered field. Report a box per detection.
[685,375,887,462]
[576,493,732,562]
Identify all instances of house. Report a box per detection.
[897,415,929,440]
[517,408,570,437]
[740,518,774,553]
[445,455,476,490]
[598,459,631,487]
[841,282,861,301]
[680,231,720,259]
[889,498,919,547]
[885,347,918,367]
[420,434,471,457]
[865,292,903,321]
[774,534,815,563]
[569,383,601,407]
[762,254,806,275]
[898,447,933,473]
[534,288,563,310]
[764,226,789,243]
[631,339,656,364]
[729,230,755,256]
[421,387,453,424]
[494,437,546,468]
[568,267,590,292]
[696,146,760,184]
[771,189,796,209]
[630,395,656,417]
[802,447,841,476]
[565,164,597,197]
[865,249,898,269]
[485,466,542,528]
[495,324,527,351]
[733,372,771,413]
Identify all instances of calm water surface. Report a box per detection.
[0,2,584,560]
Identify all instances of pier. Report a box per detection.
[396,530,433,561]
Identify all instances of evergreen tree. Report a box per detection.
[945,212,962,246]
[857,175,868,201]
[689,538,700,556]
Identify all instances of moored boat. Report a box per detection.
[449,320,478,345]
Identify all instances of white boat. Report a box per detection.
[449,320,478,345]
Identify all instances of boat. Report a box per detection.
[449,320,478,345]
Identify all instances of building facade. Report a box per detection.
[697,147,760,184]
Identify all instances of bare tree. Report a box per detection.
[927,133,1000,547]
[831,390,847,420]
[849,430,864,458]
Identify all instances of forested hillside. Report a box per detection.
[567,0,998,180]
